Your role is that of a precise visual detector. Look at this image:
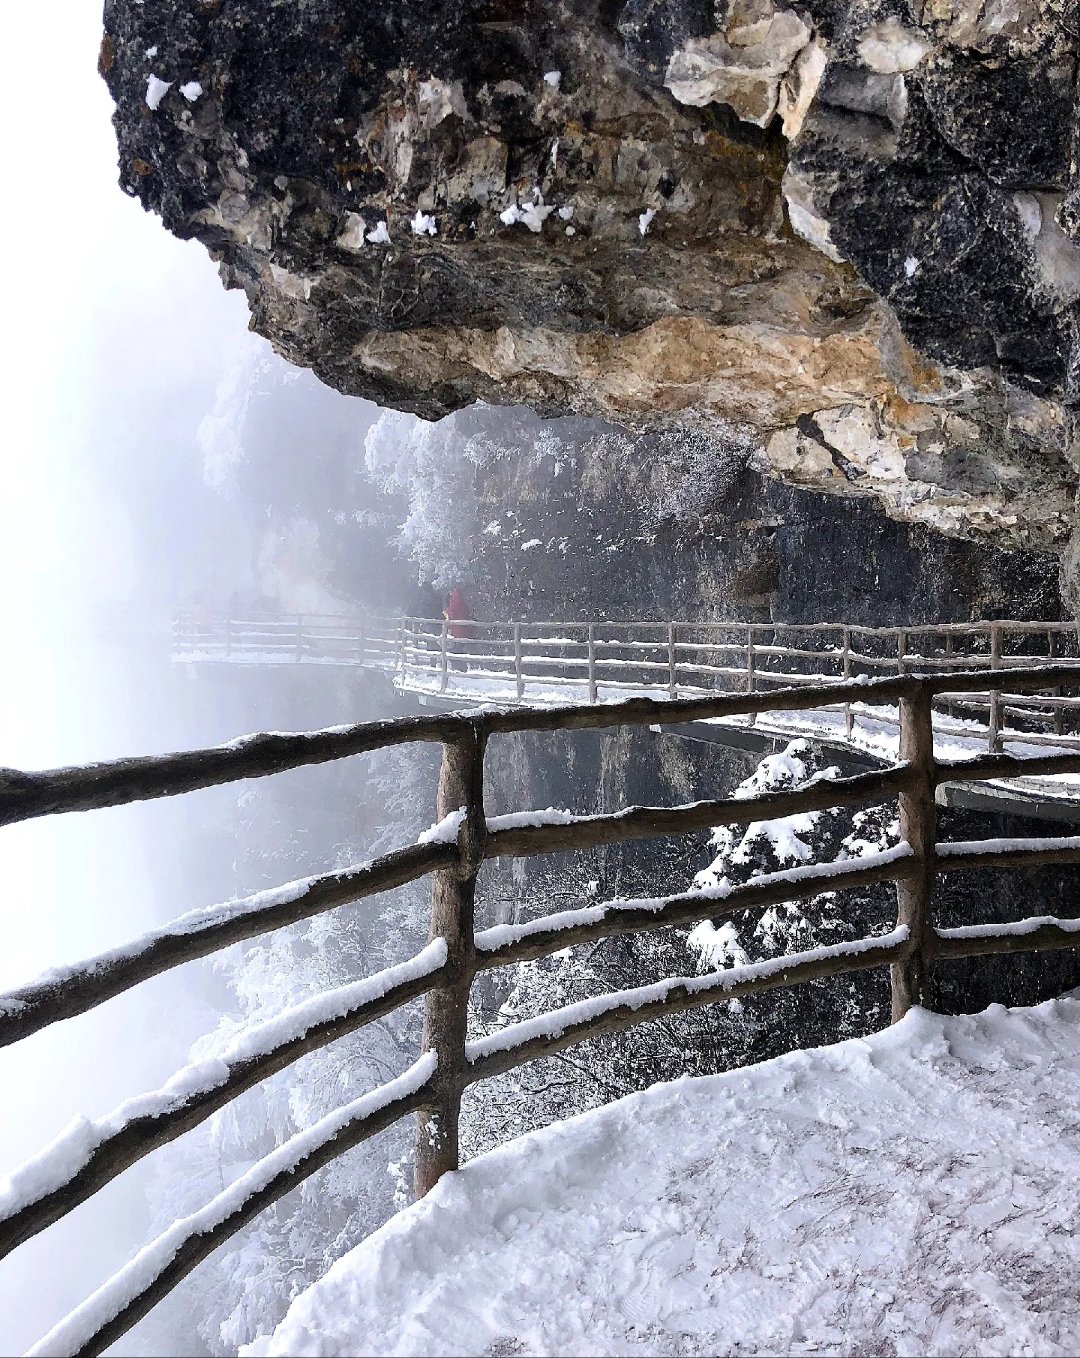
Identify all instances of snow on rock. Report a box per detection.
[144,74,171,109]
[365,220,390,245]
[499,193,553,233]
[27,1055,438,1358]
[638,207,657,236]
[543,70,561,88]
[179,80,203,102]
[246,997,1080,1357]
[410,209,437,237]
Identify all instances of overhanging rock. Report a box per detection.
[101,0,1080,548]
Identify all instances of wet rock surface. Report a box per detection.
[102,0,1080,549]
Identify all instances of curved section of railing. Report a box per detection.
[5,668,1080,1354]
[173,611,1080,758]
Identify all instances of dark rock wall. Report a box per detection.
[464,427,1062,625]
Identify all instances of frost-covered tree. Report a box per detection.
[688,739,898,1061]
[464,740,899,1157]
[363,406,573,590]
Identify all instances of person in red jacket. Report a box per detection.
[443,587,473,670]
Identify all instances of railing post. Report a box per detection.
[896,628,907,676]
[358,618,366,666]
[224,615,232,660]
[746,626,757,726]
[440,618,449,694]
[588,624,597,703]
[295,615,304,662]
[415,722,485,1198]
[1048,629,1065,735]
[398,620,406,679]
[514,623,525,701]
[988,621,1003,753]
[667,623,677,699]
[891,684,937,1022]
[842,626,853,738]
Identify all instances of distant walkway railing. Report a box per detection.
[174,612,1080,756]
[5,669,1080,1353]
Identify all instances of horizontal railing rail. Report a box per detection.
[6,666,1080,1355]
[174,610,1080,760]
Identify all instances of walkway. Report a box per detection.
[247,995,1080,1358]
[173,612,1080,817]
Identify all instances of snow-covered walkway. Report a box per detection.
[247,997,1080,1358]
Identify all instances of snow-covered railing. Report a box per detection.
[174,610,1080,756]
[4,666,1080,1355]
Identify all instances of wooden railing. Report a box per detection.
[5,669,1080,1355]
[174,612,1080,755]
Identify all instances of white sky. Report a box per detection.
[0,6,260,1348]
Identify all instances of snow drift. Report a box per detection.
[246,996,1080,1357]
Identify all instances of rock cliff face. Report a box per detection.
[101,0,1079,550]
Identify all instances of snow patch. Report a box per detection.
[179,80,203,102]
[499,193,553,233]
[638,208,657,236]
[365,221,390,245]
[242,996,1080,1358]
[410,209,437,237]
[145,75,171,110]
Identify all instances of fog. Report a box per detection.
[0,8,415,1352]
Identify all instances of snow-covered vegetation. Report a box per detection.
[462,740,898,1160]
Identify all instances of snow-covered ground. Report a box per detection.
[246,996,1080,1358]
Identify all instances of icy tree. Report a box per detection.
[363,406,576,590]
[464,740,899,1157]
[689,739,899,1058]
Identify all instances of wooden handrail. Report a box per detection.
[12,663,1079,828]
[466,930,911,1086]
[0,945,449,1261]
[10,665,1080,1356]
[474,849,914,971]
[0,841,456,1046]
[484,764,915,860]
